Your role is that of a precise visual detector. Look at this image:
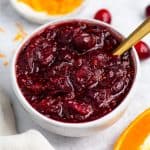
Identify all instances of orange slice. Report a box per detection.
[114,109,150,150]
[19,0,83,15]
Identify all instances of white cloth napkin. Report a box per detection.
[0,88,55,150]
[0,89,16,136]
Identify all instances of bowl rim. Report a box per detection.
[11,18,140,129]
[10,0,89,24]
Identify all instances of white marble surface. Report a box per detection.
[0,0,150,149]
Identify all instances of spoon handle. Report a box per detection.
[113,17,150,55]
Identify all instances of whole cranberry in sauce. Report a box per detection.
[16,20,135,123]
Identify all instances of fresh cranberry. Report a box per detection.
[135,41,150,60]
[145,5,150,17]
[94,9,112,24]
[16,21,135,123]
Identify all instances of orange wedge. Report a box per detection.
[114,109,150,150]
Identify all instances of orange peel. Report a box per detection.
[0,27,5,32]
[114,109,150,150]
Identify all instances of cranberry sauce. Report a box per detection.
[16,20,135,123]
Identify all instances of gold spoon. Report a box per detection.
[113,17,150,56]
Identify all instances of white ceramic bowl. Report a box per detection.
[10,0,89,24]
[11,18,140,137]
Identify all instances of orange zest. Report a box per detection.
[0,53,5,58]
[14,23,27,42]
[114,109,150,150]
[18,0,83,15]
[0,27,5,32]
[3,61,9,66]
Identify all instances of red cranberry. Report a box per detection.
[73,33,96,53]
[75,66,92,85]
[111,81,124,94]
[49,76,73,94]
[145,5,150,17]
[91,54,107,67]
[135,41,150,60]
[37,46,56,65]
[67,101,93,115]
[58,28,73,45]
[94,9,112,24]
[39,99,51,110]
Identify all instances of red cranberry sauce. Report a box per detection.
[16,20,135,123]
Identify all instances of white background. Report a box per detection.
[0,0,150,149]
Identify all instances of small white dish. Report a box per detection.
[11,18,140,137]
[10,0,89,24]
